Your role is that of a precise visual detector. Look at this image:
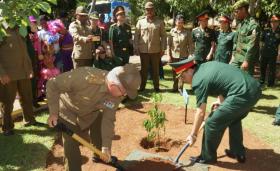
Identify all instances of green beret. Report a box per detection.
[232,0,249,10]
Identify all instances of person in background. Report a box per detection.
[168,14,193,92]
[231,0,260,76]
[259,15,280,87]
[109,8,133,65]
[134,2,167,92]
[192,11,216,64]
[69,6,94,68]
[214,15,235,64]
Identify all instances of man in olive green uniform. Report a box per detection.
[231,0,260,75]
[273,105,280,126]
[69,6,94,68]
[46,64,141,171]
[0,28,41,136]
[169,57,261,164]
[192,11,216,64]
[134,2,167,92]
[168,14,193,92]
[214,15,235,63]
[109,8,133,65]
[260,15,280,87]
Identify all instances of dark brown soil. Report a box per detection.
[140,137,184,152]
[46,103,280,171]
[126,157,183,171]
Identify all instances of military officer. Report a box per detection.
[259,15,280,87]
[214,15,235,63]
[134,1,167,92]
[46,64,141,171]
[69,6,94,68]
[273,105,280,126]
[169,57,261,164]
[109,8,133,65]
[231,0,260,75]
[168,14,193,92]
[192,11,216,64]
[0,28,42,136]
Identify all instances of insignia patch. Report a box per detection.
[103,100,115,109]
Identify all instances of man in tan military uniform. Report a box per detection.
[168,14,193,92]
[46,64,141,171]
[0,28,41,136]
[134,1,167,92]
[69,6,94,68]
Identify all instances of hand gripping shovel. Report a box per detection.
[173,121,205,168]
[55,123,125,171]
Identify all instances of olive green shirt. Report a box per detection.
[192,27,216,62]
[0,29,33,81]
[232,17,260,63]
[46,67,122,147]
[214,30,235,63]
[192,61,260,107]
[168,27,193,58]
[69,20,94,60]
[134,16,167,53]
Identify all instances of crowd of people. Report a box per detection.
[0,0,280,170]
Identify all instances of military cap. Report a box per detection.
[196,10,209,21]
[89,12,99,20]
[107,64,141,99]
[176,14,185,21]
[145,2,154,9]
[75,6,88,16]
[219,14,232,23]
[169,56,195,75]
[271,15,280,21]
[232,0,249,10]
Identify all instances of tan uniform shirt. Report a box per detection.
[168,27,193,58]
[0,29,33,81]
[46,67,122,147]
[134,16,167,53]
[69,20,93,60]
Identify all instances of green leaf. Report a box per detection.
[46,0,57,5]
[37,2,52,14]
[19,26,27,37]
[21,18,28,27]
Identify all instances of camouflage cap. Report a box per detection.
[145,2,154,9]
[75,6,88,16]
[89,12,99,20]
[108,64,141,99]
[232,0,249,10]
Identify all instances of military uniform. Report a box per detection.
[214,31,235,63]
[0,29,36,133]
[46,65,140,171]
[69,19,94,68]
[109,23,133,65]
[231,1,260,75]
[168,27,192,90]
[192,26,216,63]
[134,15,167,90]
[260,25,280,86]
[170,59,261,163]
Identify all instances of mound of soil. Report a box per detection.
[140,137,184,152]
[126,157,183,171]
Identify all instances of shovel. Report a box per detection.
[173,121,205,168]
[55,123,125,171]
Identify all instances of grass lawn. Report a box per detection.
[0,65,279,171]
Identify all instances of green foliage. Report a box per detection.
[143,93,167,144]
[0,0,57,40]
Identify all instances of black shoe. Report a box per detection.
[92,156,103,163]
[154,88,161,92]
[225,149,246,163]
[24,121,46,127]
[190,155,217,164]
[272,120,280,126]
[3,130,14,136]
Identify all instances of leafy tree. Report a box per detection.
[0,0,57,41]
